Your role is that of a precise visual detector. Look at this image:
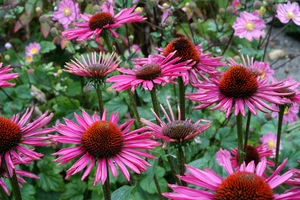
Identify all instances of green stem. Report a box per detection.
[0,182,9,200]
[164,149,182,185]
[150,89,160,119]
[177,146,187,186]
[153,174,164,200]
[3,160,22,200]
[95,85,104,116]
[102,32,113,52]
[178,77,186,120]
[103,159,111,200]
[236,113,244,166]
[244,111,252,153]
[275,105,285,168]
[127,90,142,127]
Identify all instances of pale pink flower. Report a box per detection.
[158,3,172,23]
[52,109,160,185]
[260,132,282,158]
[249,60,274,81]
[141,100,212,148]
[276,1,300,26]
[25,42,41,56]
[107,51,192,91]
[53,0,80,29]
[0,107,53,178]
[271,103,299,124]
[232,0,242,14]
[233,11,266,42]
[0,62,18,87]
[62,6,146,41]
[163,150,299,199]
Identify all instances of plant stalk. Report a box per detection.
[0,182,9,200]
[103,159,111,200]
[127,90,142,127]
[177,146,187,186]
[275,105,285,168]
[178,77,186,120]
[3,160,22,200]
[236,113,244,165]
[244,111,252,152]
[95,85,104,116]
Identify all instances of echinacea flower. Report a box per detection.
[260,132,282,157]
[107,51,192,91]
[0,107,53,178]
[158,37,225,85]
[230,145,274,170]
[62,5,146,41]
[52,109,159,185]
[25,42,41,56]
[163,150,299,200]
[0,62,18,87]
[64,51,121,84]
[53,0,80,29]
[186,56,294,118]
[216,148,231,166]
[271,103,299,124]
[0,156,39,196]
[140,100,212,147]
[233,11,266,42]
[273,76,300,104]
[276,1,300,26]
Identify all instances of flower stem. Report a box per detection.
[127,89,142,127]
[3,161,22,200]
[177,146,187,186]
[178,77,186,120]
[164,149,182,185]
[244,111,252,153]
[150,89,160,119]
[0,183,9,200]
[275,105,285,168]
[102,31,113,52]
[95,84,104,116]
[103,159,111,200]
[236,113,244,166]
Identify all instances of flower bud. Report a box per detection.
[219,8,225,14]
[5,42,12,49]
[254,1,262,10]
[35,7,42,13]
[4,55,10,61]
[288,53,295,59]
[226,6,234,15]
[93,5,101,13]
[220,36,229,44]
[264,113,272,121]
[50,27,59,37]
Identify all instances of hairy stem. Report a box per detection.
[3,160,22,200]
[103,160,111,200]
[244,111,252,152]
[275,105,285,168]
[236,113,244,165]
[178,77,186,120]
[95,85,104,116]
[177,146,187,186]
[127,90,142,127]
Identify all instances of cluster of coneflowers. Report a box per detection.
[1,1,300,200]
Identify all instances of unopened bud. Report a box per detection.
[4,55,10,61]
[254,1,262,9]
[50,27,59,36]
[57,69,63,75]
[220,36,229,44]
[219,8,225,14]
[272,4,278,12]
[165,17,174,25]
[226,6,234,15]
[135,7,143,13]
[35,7,42,13]
[128,35,134,42]
[93,5,101,13]
[188,2,196,10]
[5,42,12,49]
[162,3,170,8]
[288,53,296,59]
[106,87,116,94]
[27,68,35,75]
[190,23,197,30]
[39,15,48,23]
[264,113,272,121]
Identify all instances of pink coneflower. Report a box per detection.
[233,11,266,42]
[216,148,231,166]
[52,109,159,185]
[0,107,53,178]
[0,157,39,196]
[53,0,80,29]
[159,37,225,85]
[25,42,41,56]
[107,51,191,91]
[64,52,121,84]
[260,132,282,158]
[273,76,300,104]
[163,150,299,199]
[186,56,294,118]
[276,1,300,26]
[230,145,274,170]
[140,100,212,147]
[271,103,299,124]
[0,62,18,87]
[62,5,146,41]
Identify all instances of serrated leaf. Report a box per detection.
[60,181,87,200]
[37,172,65,192]
[40,41,56,53]
[105,98,128,117]
[15,84,32,99]
[19,184,35,200]
[111,185,133,200]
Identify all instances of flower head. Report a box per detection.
[248,60,274,81]
[64,51,121,85]
[0,107,53,177]
[163,150,298,199]
[159,37,225,85]
[276,1,300,26]
[260,132,282,158]
[52,109,159,185]
[53,0,80,29]
[25,42,41,56]
[233,11,266,42]
[62,5,146,41]
[107,51,191,91]
[186,56,294,118]
[273,76,300,104]
[0,62,18,87]
[232,0,242,14]
[271,103,299,124]
[141,100,211,147]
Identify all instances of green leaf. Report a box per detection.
[60,181,87,200]
[65,80,82,97]
[15,84,32,99]
[37,172,65,192]
[40,41,56,53]
[105,98,128,117]
[25,0,37,16]
[111,185,133,200]
[20,184,35,200]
